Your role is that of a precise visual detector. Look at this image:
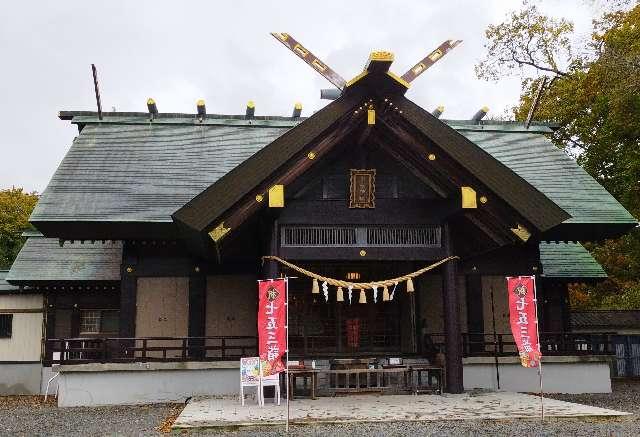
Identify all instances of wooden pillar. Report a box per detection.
[119,244,137,338]
[465,274,484,354]
[188,267,207,359]
[443,222,464,393]
[264,219,279,279]
[44,294,56,340]
[70,303,80,337]
[44,293,56,362]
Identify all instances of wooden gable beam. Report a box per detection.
[373,121,458,192]
[377,112,540,247]
[391,97,570,231]
[370,135,450,198]
[209,112,363,244]
[378,112,539,236]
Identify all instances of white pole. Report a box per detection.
[285,276,290,433]
[532,276,544,421]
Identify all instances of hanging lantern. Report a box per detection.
[406,278,414,293]
[359,289,367,304]
[382,285,390,302]
[312,278,320,294]
[336,286,344,302]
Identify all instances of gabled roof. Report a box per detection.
[6,234,122,283]
[32,87,634,241]
[173,82,570,237]
[539,241,607,279]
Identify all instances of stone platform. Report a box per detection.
[173,392,631,429]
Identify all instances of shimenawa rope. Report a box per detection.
[261,255,459,289]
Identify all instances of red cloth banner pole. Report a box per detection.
[507,275,544,420]
[507,276,541,367]
[257,279,287,376]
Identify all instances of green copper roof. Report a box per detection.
[0,270,19,292]
[31,112,635,232]
[462,130,636,226]
[6,236,122,283]
[539,241,607,279]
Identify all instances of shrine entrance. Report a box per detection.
[285,261,417,359]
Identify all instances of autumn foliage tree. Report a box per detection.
[477,2,640,309]
[0,188,38,270]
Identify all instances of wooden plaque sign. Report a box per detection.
[349,169,376,208]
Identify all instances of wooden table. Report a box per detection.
[288,368,318,400]
[410,365,443,394]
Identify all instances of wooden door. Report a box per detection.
[136,277,189,358]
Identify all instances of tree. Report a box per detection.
[475,3,574,81]
[0,188,38,270]
[477,3,640,309]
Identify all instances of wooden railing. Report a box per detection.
[44,336,257,365]
[427,332,616,357]
[44,332,615,365]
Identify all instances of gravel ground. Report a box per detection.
[1,381,638,436]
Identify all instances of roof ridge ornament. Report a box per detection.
[270,33,462,97]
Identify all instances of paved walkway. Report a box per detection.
[173,392,631,429]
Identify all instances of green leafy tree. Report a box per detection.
[0,187,39,270]
[478,3,640,309]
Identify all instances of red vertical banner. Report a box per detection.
[507,276,542,368]
[257,279,287,376]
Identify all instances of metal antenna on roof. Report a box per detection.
[525,77,548,129]
[91,64,103,120]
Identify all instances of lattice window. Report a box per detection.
[79,310,119,335]
[80,310,101,334]
[281,225,440,247]
[366,226,441,247]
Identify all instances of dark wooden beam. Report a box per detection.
[265,219,279,279]
[279,199,454,226]
[119,245,138,338]
[280,246,445,261]
[465,274,484,354]
[442,222,464,393]
[463,213,514,247]
[188,270,207,359]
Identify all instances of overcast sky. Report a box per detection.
[0,0,605,192]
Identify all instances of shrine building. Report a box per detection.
[1,43,636,405]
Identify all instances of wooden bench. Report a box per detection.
[319,367,412,394]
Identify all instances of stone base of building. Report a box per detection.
[463,356,612,394]
[51,356,613,407]
[55,362,239,407]
[0,362,43,395]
